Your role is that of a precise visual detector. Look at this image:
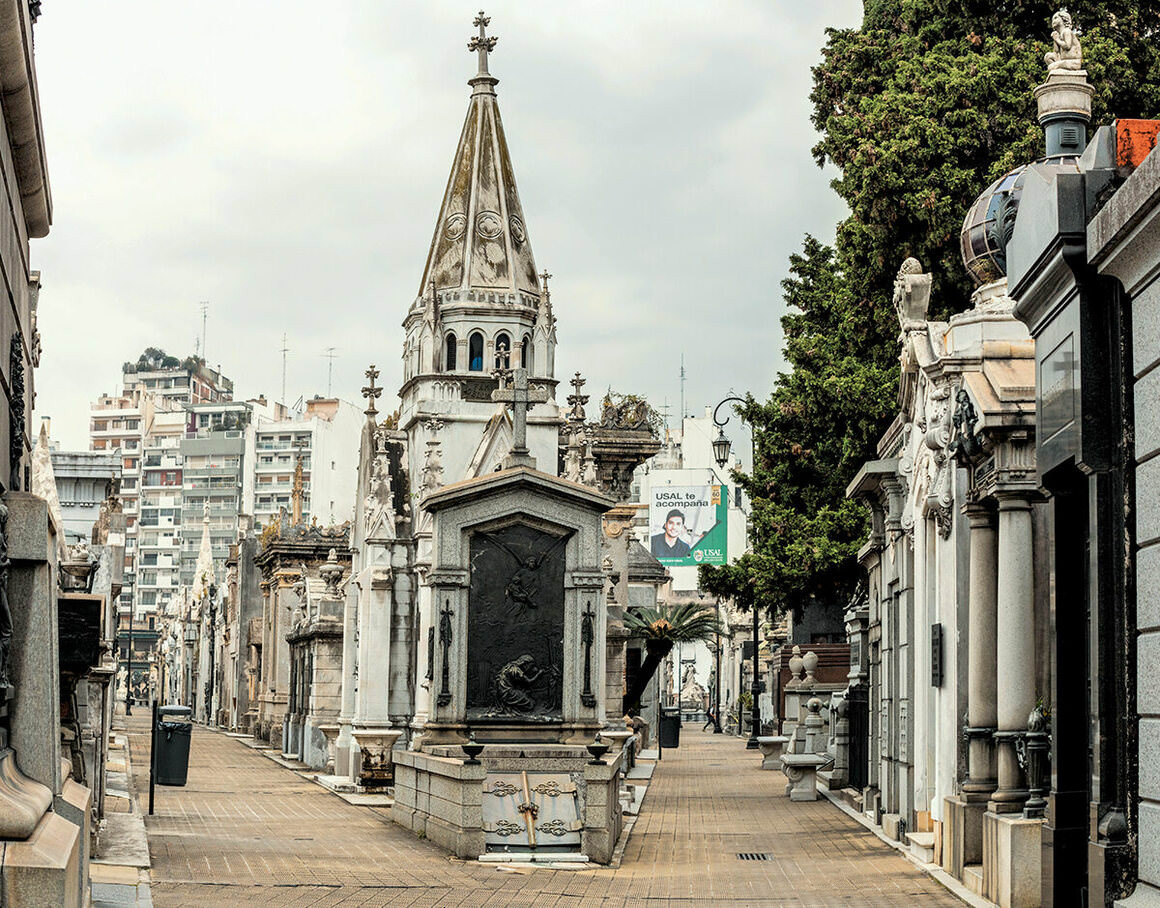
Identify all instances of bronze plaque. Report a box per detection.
[467,523,569,720]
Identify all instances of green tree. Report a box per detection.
[703,1,1160,612]
[622,603,722,714]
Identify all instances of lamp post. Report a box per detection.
[713,599,723,733]
[711,395,761,749]
[700,591,722,733]
[124,604,134,716]
[206,583,217,727]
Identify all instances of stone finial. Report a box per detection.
[787,645,804,690]
[491,367,549,469]
[362,365,382,417]
[804,697,825,754]
[567,372,589,424]
[320,548,344,597]
[1045,9,1082,73]
[801,650,818,689]
[468,10,498,78]
[893,257,931,331]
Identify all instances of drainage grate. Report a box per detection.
[737,853,772,861]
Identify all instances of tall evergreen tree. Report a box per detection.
[702,1,1160,611]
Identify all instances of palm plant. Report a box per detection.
[622,603,722,715]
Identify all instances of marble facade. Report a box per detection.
[849,260,1048,903]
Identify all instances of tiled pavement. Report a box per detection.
[126,716,961,906]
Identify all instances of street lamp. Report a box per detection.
[125,604,134,716]
[699,592,722,734]
[711,395,762,748]
[712,427,732,469]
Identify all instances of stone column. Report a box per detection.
[990,494,1035,812]
[335,575,358,779]
[962,504,998,802]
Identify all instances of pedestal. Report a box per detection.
[943,794,986,877]
[982,811,1043,907]
[392,743,624,864]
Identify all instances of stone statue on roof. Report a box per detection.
[1045,9,1082,73]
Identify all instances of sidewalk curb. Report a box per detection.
[91,718,153,906]
[819,785,988,908]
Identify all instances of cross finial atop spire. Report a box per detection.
[362,365,382,417]
[468,11,498,78]
[540,270,552,294]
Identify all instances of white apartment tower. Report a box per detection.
[90,354,234,619]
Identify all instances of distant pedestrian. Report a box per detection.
[702,707,716,731]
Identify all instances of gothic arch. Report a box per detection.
[445,333,458,371]
[469,331,484,372]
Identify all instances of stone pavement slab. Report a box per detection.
[123,715,963,906]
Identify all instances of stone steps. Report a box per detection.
[963,862,984,896]
[905,831,935,864]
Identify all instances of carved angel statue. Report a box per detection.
[477,530,573,614]
[1045,9,1082,72]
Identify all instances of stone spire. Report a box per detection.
[290,446,305,526]
[417,11,540,303]
[191,500,214,605]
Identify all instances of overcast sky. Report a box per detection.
[31,1,860,451]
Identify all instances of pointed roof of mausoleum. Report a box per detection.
[417,12,540,303]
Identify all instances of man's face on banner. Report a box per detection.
[664,514,684,541]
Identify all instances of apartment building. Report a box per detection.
[179,400,258,590]
[91,355,234,619]
[243,397,361,529]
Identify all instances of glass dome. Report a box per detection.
[960,158,1081,286]
[960,164,1030,286]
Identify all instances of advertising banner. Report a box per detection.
[649,484,728,566]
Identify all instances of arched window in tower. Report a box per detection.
[469,332,484,372]
[521,334,531,371]
[494,332,511,370]
[445,333,457,371]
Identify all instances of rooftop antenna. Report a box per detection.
[679,354,686,422]
[280,333,289,405]
[659,398,671,433]
[323,347,338,397]
[199,301,209,363]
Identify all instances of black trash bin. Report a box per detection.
[659,709,681,749]
[154,705,192,786]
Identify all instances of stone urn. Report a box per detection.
[787,645,803,690]
[319,549,344,596]
[801,650,818,689]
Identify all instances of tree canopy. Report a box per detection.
[702,1,1160,613]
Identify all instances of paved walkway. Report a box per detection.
[125,716,960,906]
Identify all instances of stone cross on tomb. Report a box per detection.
[567,371,589,424]
[468,10,497,76]
[362,365,382,417]
[492,367,548,468]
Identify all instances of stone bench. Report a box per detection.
[755,736,790,770]
[780,752,829,802]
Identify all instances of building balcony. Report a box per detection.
[183,465,241,478]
